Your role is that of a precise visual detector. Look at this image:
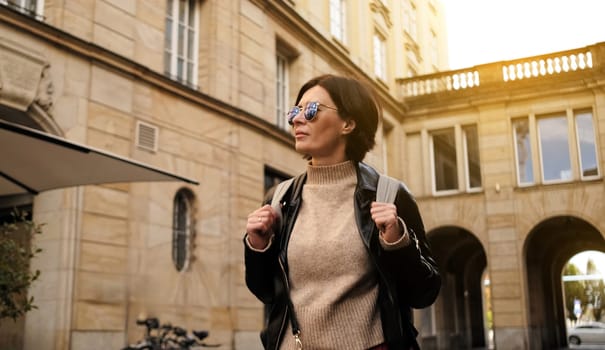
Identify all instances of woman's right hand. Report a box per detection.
[246,204,281,250]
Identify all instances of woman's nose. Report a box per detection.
[290,109,306,125]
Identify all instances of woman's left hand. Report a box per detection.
[371,202,402,243]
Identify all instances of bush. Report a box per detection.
[0,209,43,321]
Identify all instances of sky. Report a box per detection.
[569,251,605,275]
[441,0,605,69]
[440,0,605,275]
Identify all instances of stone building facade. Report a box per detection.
[0,1,448,349]
[398,45,605,349]
[1,1,603,350]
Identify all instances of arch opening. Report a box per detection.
[423,226,488,349]
[524,215,605,349]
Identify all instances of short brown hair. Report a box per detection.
[294,74,381,162]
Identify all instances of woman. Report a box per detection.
[244,74,440,349]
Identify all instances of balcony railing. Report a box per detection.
[397,42,604,98]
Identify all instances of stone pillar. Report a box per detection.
[24,188,81,350]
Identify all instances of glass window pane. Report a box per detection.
[177,58,184,79]
[513,118,534,185]
[276,54,288,129]
[164,51,172,75]
[432,128,458,191]
[575,111,599,177]
[172,190,191,272]
[330,0,344,41]
[179,0,186,22]
[166,0,173,15]
[178,24,185,55]
[187,62,193,83]
[463,125,481,188]
[538,116,571,182]
[188,0,195,24]
[187,29,195,60]
[373,35,386,80]
[165,18,172,51]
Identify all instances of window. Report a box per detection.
[512,118,534,185]
[0,0,42,18]
[373,34,387,81]
[575,110,600,179]
[463,125,482,190]
[164,0,198,87]
[512,108,600,186]
[431,128,458,193]
[276,53,289,131]
[330,0,346,43]
[403,0,417,41]
[430,125,482,194]
[537,115,572,183]
[172,188,195,272]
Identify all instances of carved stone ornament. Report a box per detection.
[370,0,393,29]
[0,37,52,112]
[35,64,54,112]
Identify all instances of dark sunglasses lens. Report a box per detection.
[287,106,300,125]
[304,102,318,121]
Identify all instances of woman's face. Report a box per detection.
[290,85,355,165]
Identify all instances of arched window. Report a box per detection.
[172,188,195,271]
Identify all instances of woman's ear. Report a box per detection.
[342,119,356,135]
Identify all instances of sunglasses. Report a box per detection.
[286,101,338,125]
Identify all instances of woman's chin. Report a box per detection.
[294,144,310,155]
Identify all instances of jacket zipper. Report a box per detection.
[275,196,298,350]
[276,257,290,350]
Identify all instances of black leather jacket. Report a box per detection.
[244,162,441,349]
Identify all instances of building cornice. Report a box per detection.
[0,6,294,146]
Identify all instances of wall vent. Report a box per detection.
[135,121,158,152]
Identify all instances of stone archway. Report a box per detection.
[524,215,605,349]
[425,226,488,350]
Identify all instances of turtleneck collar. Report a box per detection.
[306,160,357,185]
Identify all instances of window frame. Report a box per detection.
[172,188,195,272]
[462,124,482,192]
[429,124,482,196]
[512,117,535,187]
[429,127,459,196]
[574,109,601,180]
[329,0,347,44]
[373,33,387,81]
[0,0,44,18]
[276,52,289,131]
[164,0,199,87]
[511,107,601,188]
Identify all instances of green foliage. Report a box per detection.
[563,263,587,321]
[0,209,43,321]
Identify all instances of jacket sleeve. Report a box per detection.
[243,187,282,304]
[244,234,281,304]
[378,184,441,309]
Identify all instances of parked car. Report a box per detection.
[568,322,605,346]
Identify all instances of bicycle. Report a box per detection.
[122,317,220,350]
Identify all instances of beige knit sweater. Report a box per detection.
[279,161,384,350]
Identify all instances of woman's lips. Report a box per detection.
[294,130,308,138]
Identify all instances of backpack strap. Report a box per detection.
[376,174,399,203]
[270,178,294,209]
